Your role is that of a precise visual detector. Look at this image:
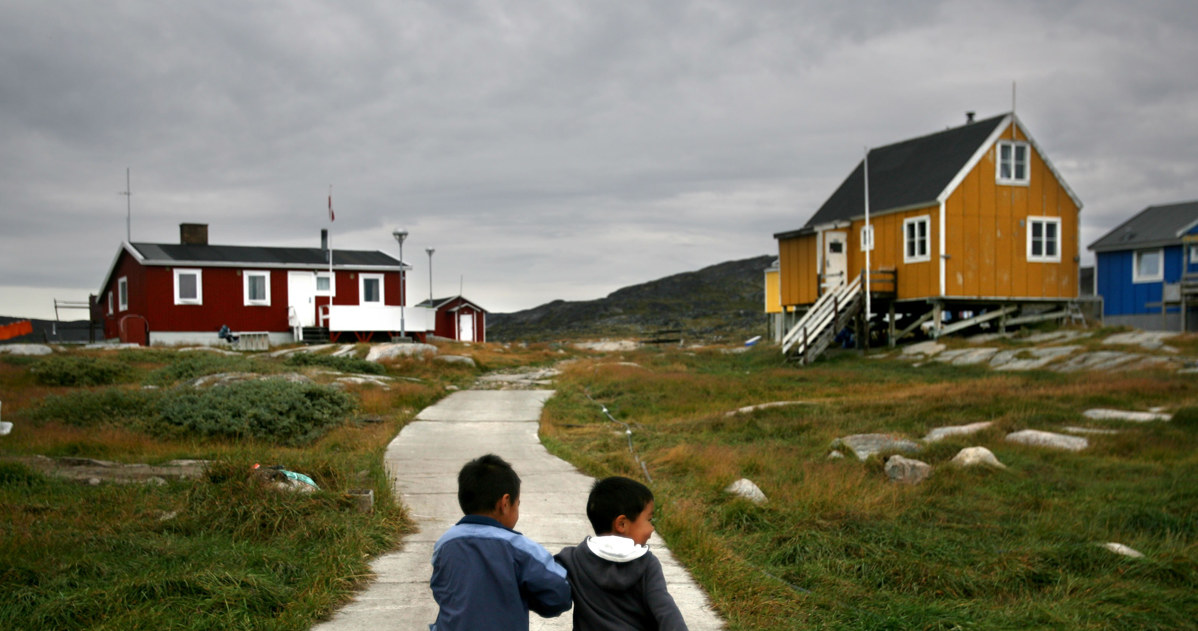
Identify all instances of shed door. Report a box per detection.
[458,311,475,342]
[288,272,318,327]
[822,231,848,291]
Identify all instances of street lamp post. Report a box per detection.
[426,247,435,305]
[392,229,408,340]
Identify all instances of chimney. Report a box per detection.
[321,229,328,252]
[180,223,209,245]
[966,111,976,124]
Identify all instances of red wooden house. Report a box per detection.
[96,223,430,346]
[413,296,488,342]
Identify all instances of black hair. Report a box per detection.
[586,476,654,535]
[457,454,521,515]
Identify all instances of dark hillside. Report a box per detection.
[488,255,774,343]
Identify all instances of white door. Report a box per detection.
[822,231,848,291]
[288,272,318,327]
[458,311,475,342]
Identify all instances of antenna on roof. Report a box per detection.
[118,168,132,242]
[1011,81,1017,138]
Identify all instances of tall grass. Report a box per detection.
[543,345,1198,629]
[0,345,486,629]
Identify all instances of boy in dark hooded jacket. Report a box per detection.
[555,476,688,631]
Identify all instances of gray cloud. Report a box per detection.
[1,0,1196,318]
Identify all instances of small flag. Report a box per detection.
[328,185,335,222]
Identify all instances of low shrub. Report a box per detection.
[30,388,160,426]
[143,353,260,386]
[30,355,132,387]
[151,380,356,446]
[284,352,385,375]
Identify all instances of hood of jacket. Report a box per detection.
[586,535,650,563]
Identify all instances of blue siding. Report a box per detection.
[1097,246,1186,316]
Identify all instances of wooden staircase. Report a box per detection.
[781,273,864,365]
[300,327,330,344]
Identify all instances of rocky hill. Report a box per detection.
[488,255,774,343]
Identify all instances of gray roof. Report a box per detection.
[775,112,1081,240]
[129,242,401,268]
[1088,200,1198,252]
[414,295,487,312]
[99,241,402,295]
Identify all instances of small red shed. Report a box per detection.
[414,296,488,342]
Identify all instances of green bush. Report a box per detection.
[143,353,260,386]
[151,380,356,446]
[30,388,160,426]
[30,355,132,387]
[284,352,384,375]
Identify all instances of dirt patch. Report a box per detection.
[1,455,209,484]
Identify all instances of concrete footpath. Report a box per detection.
[313,388,724,630]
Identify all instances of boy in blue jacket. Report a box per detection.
[429,454,571,630]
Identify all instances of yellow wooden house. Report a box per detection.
[773,112,1082,358]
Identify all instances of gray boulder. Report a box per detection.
[366,343,437,362]
[724,478,767,504]
[0,344,53,356]
[436,355,477,367]
[924,421,994,442]
[884,455,932,484]
[833,433,920,461]
[1005,429,1088,452]
[950,446,1006,469]
[1083,408,1171,423]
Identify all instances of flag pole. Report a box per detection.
[863,147,872,324]
[328,185,334,278]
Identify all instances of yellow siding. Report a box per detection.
[942,122,1078,299]
[778,234,819,307]
[764,269,782,313]
[837,205,939,299]
[776,120,1079,305]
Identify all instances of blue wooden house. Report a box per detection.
[1089,200,1198,331]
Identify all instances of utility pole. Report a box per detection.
[392,228,408,339]
[426,247,435,304]
[119,168,132,242]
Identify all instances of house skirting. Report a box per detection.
[1102,311,1196,333]
[148,331,295,348]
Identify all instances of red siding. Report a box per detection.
[99,249,405,343]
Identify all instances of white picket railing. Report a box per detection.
[781,273,863,359]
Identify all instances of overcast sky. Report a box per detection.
[2,0,1196,320]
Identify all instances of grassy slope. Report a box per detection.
[540,340,1198,630]
[2,336,1195,629]
[0,343,565,630]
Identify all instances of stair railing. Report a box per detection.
[781,272,863,359]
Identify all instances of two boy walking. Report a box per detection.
[429,454,688,630]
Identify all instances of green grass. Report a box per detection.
[3,337,1195,629]
[0,343,491,630]
[541,343,1198,630]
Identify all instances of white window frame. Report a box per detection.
[107,291,113,315]
[996,141,1030,185]
[903,215,931,263]
[1133,249,1164,283]
[359,273,384,305]
[315,271,334,296]
[174,268,203,305]
[1026,217,1061,263]
[1189,243,1197,264]
[243,270,271,306]
[117,277,128,312]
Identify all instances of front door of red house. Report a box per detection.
[288,272,318,327]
